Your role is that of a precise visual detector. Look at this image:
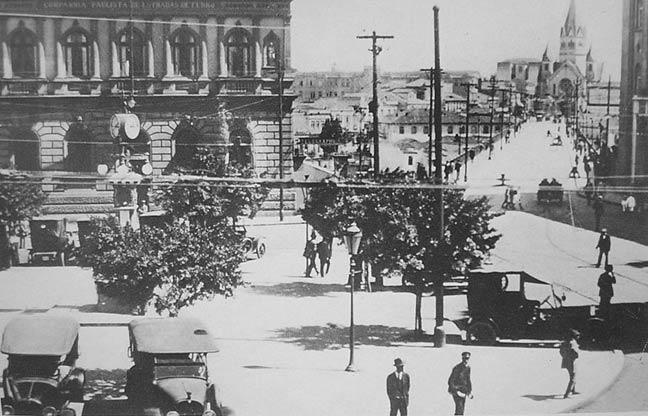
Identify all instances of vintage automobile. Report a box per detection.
[29,220,67,266]
[1,314,85,416]
[235,225,266,259]
[454,270,648,348]
[537,179,564,204]
[125,317,222,416]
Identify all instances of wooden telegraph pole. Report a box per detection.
[357,31,393,179]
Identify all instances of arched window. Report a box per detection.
[225,29,251,77]
[6,129,40,171]
[10,27,38,78]
[228,128,252,168]
[263,32,280,68]
[118,27,146,77]
[171,28,201,77]
[62,29,93,78]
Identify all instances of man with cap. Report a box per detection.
[595,228,611,268]
[386,358,410,416]
[448,352,473,415]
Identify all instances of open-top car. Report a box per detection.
[1,314,85,416]
[126,317,222,416]
[454,270,648,348]
[235,225,266,259]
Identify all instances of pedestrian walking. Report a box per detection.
[512,188,523,210]
[454,161,461,182]
[592,195,604,232]
[583,181,593,206]
[559,329,580,398]
[444,161,453,183]
[584,160,592,180]
[468,149,475,163]
[448,352,473,416]
[595,228,611,268]
[303,231,318,277]
[597,265,616,319]
[316,237,331,277]
[575,154,579,166]
[386,358,410,416]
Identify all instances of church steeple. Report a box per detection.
[562,0,578,36]
[542,44,550,61]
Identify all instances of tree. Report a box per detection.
[79,217,243,316]
[301,179,501,333]
[0,170,46,268]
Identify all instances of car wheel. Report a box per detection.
[241,239,253,256]
[467,321,497,345]
[256,243,266,258]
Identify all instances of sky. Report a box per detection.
[290,0,622,80]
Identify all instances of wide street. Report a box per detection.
[0,121,646,415]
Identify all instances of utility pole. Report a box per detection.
[488,77,496,160]
[461,83,473,182]
[432,5,445,348]
[499,88,505,150]
[357,31,393,179]
[605,76,611,146]
[277,56,285,221]
[575,78,580,139]
[420,68,435,177]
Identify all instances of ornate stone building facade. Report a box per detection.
[0,0,295,215]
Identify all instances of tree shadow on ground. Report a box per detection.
[248,282,348,297]
[274,324,415,350]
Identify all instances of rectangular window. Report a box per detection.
[408,156,413,165]
[399,126,405,134]
[447,125,454,134]
[411,126,417,134]
[424,126,429,134]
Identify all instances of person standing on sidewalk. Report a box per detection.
[316,237,331,277]
[595,228,611,268]
[303,231,318,277]
[386,358,410,416]
[559,330,580,398]
[598,265,616,319]
[448,351,473,415]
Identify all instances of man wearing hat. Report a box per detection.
[448,352,473,415]
[595,228,611,268]
[386,358,410,416]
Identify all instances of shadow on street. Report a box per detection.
[273,324,412,350]
[248,281,348,297]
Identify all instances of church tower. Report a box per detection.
[559,0,588,74]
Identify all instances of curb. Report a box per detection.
[560,349,625,413]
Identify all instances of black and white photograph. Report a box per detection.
[0,0,645,415]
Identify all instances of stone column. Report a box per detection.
[253,18,261,76]
[92,40,100,78]
[111,41,120,77]
[631,97,638,181]
[56,41,66,78]
[201,40,208,79]
[2,42,12,79]
[165,38,173,77]
[147,40,154,77]
[217,18,226,77]
[38,41,46,78]
[282,17,291,70]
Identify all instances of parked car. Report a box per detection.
[1,314,85,416]
[235,225,266,259]
[125,317,222,416]
[454,270,648,348]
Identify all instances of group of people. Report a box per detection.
[501,186,523,210]
[386,352,473,416]
[302,230,332,278]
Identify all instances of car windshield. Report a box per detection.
[8,356,61,378]
[152,354,207,379]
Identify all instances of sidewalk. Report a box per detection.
[0,215,629,415]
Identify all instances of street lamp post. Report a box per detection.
[344,222,363,372]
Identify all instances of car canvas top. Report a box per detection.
[469,270,549,285]
[1,314,79,356]
[129,317,218,354]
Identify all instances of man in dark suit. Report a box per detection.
[598,264,616,319]
[595,228,611,268]
[386,358,410,416]
[448,352,473,415]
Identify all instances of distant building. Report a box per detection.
[496,0,602,99]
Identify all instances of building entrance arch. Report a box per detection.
[7,129,40,171]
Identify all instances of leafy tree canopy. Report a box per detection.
[0,170,46,228]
